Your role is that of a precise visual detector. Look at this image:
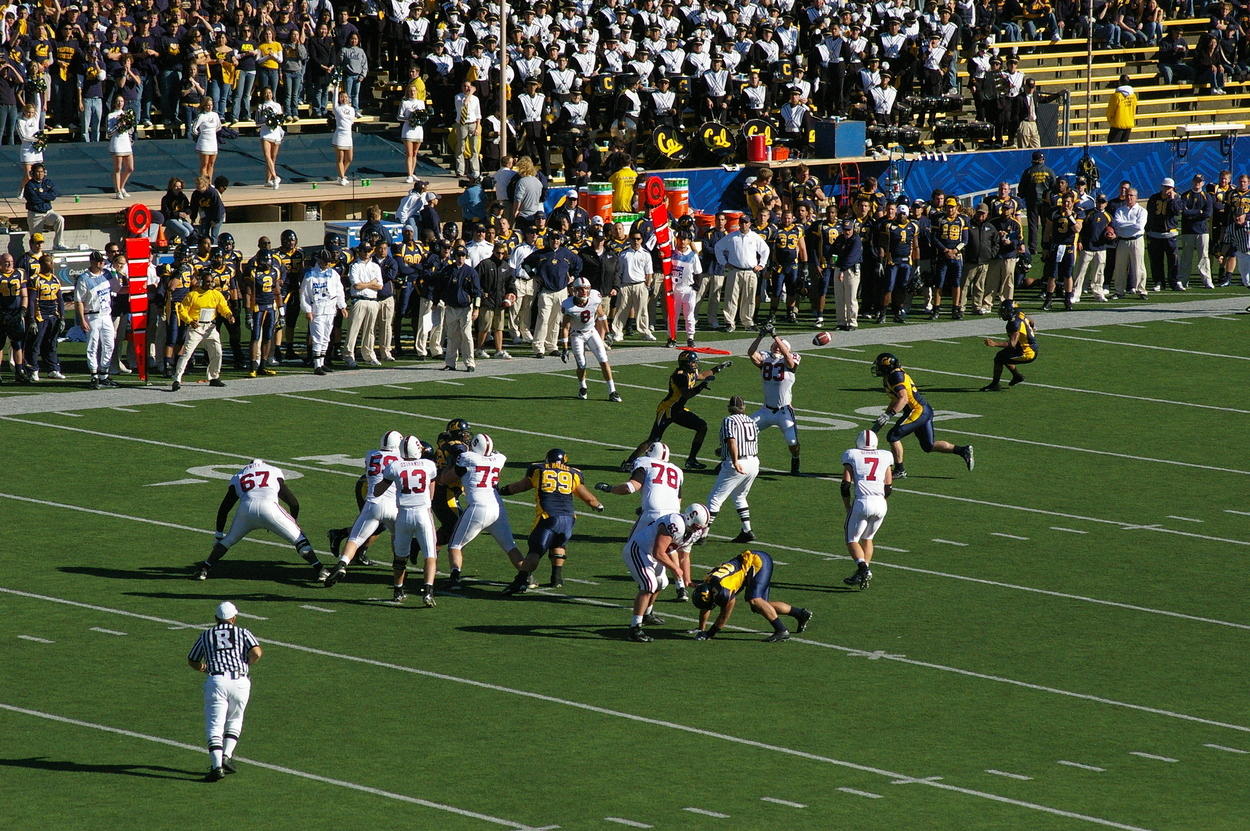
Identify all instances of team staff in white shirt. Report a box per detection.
[344,243,384,367]
[1110,187,1149,299]
[841,429,894,590]
[715,221,770,333]
[611,229,656,342]
[193,459,326,582]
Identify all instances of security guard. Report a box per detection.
[690,549,813,642]
[498,447,605,593]
[1016,150,1056,253]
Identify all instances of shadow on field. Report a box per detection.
[0,757,202,780]
[366,393,541,403]
[769,580,862,595]
[458,623,687,641]
[60,561,331,587]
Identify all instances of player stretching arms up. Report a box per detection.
[747,323,802,475]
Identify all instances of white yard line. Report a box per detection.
[1129,752,1179,763]
[327,389,358,394]
[683,808,729,818]
[992,533,1029,541]
[383,384,410,390]
[604,819,652,828]
[931,538,968,547]
[837,788,883,799]
[165,402,195,408]
[0,703,535,829]
[1050,527,1089,535]
[110,407,140,413]
[222,398,251,404]
[1058,761,1106,772]
[760,797,807,808]
[0,587,1177,830]
[1045,333,1250,361]
[1166,515,1203,523]
[17,635,53,643]
[299,605,335,613]
[986,769,1033,781]
[434,380,465,386]
[53,411,83,417]
[1204,744,1248,754]
[1225,509,1250,516]
[88,627,126,636]
[1157,319,1193,325]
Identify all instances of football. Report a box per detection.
[812,331,832,346]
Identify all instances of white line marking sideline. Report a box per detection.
[760,797,807,808]
[17,635,53,643]
[0,703,535,828]
[1044,333,1250,361]
[1129,752,1179,763]
[1204,744,1248,754]
[222,398,251,404]
[837,788,883,799]
[300,605,335,613]
[434,380,465,386]
[88,627,126,636]
[54,411,83,417]
[110,407,140,413]
[683,807,730,818]
[1058,761,1106,772]
[604,818,652,828]
[165,402,195,408]
[383,384,410,390]
[328,389,358,394]
[0,587,1166,831]
[986,769,1033,781]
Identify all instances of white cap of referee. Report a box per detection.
[215,601,238,621]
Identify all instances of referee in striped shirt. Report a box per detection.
[705,395,761,543]
[187,601,263,781]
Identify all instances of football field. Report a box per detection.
[3,296,1249,831]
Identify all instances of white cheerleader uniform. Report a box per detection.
[332,103,356,150]
[107,110,133,155]
[193,111,222,154]
[257,101,284,144]
[398,98,426,143]
[18,116,42,164]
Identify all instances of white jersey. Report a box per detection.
[300,266,346,313]
[633,456,683,517]
[628,511,687,555]
[382,458,438,509]
[841,447,895,499]
[363,447,401,507]
[757,351,800,408]
[561,291,603,336]
[457,450,507,507]
[671,248,702,291]
[230,461,284,504]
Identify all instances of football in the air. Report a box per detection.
[812,331,832,346]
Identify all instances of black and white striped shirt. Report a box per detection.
[720,413,759,459]
[188,623,260,676]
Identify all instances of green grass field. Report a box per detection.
[3,297,1249,831]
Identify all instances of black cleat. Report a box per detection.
[765,629,791,642]
[1008,374,1025,387]
[730,530,756,543]
[891,465,907,479]
[222,757,237,775]
[790,458,801,476]
[980,382,1002,391]
[642,612,665,626]
[684,459,707,471]
[326,528,345,557]
[501,573,530,595]
[312,564,330,582]
[193,562,210,581]
[959,445,975,471]
[209,379,226,387]
[628,625,653,643]
[356,550,373,567]
[794,608,813,633]
[314,367,327,376]
[422,590,437,608]
[578,387,588,400]
[323,564,347,587]
[392,586,407,603]
[170,380,181,391]
[608,391,622,403]
[206,768,224,782]
[675,586,689,602]
[446,574,463,591]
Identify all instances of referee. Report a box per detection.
[187,601,263,782]
[705,395,760,543]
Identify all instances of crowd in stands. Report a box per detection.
[0,0,1232,171]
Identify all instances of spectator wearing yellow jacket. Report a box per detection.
[1106,79,1137,143]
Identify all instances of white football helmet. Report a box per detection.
[248,458,263,466]
[646,441,670,461]
[771,338,792,356]
[399,435,423,460]
[571,276,591,304]
[470,433,494,456]
[683,503,710,529]
[380,430,403,453]
[855,429,878,450]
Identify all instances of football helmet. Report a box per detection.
[380,430,403,453]
[445,418,471,443]
[771,338,791,356]
[691,582,729,611]
[645,441,670,461]
[855,429,878,450]
[217,232,235,249]
[871,352,900,377]
[678,350,699,370]
[683,503,710,529]
[571,276,591,303]
[470,433,494,456]
[546,447,568,465]
[1000,299,1018,321]
[420,439,436,460]
[399,435,423,460]
[280,229,298,247]
[254,249,272,267]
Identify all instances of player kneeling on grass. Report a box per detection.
[324,430,404,587]
[498,447,605,593]
[559,276,622,402]
[841,429,893,590]
[194,460,325,582]
[623,503,709,642]
[690,550,812,643]
[375,435,440,606]
[980,299,1039,391]
[439,433,528,591]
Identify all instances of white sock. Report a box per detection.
[631,614,643,626]
[210,748,223,768]
[223,736,238,757]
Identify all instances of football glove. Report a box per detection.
[760,321,776,336]
[593,503,605,513]
[871,412,891,432]
[694,629,714,641]
[559,348,570,363]
[594,482,611,493]
[711,360,733,374]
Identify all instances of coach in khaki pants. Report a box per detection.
[715,222,770,332]
[344,245,382,366]
[1110,187,1148,298]
[172,273,235,391]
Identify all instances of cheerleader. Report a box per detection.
[107,95,135,198]
[256,86,284,189]
[331,90,356,186]
[397,81,426,184]
[17,103,42,195]
[190,97,222,180]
